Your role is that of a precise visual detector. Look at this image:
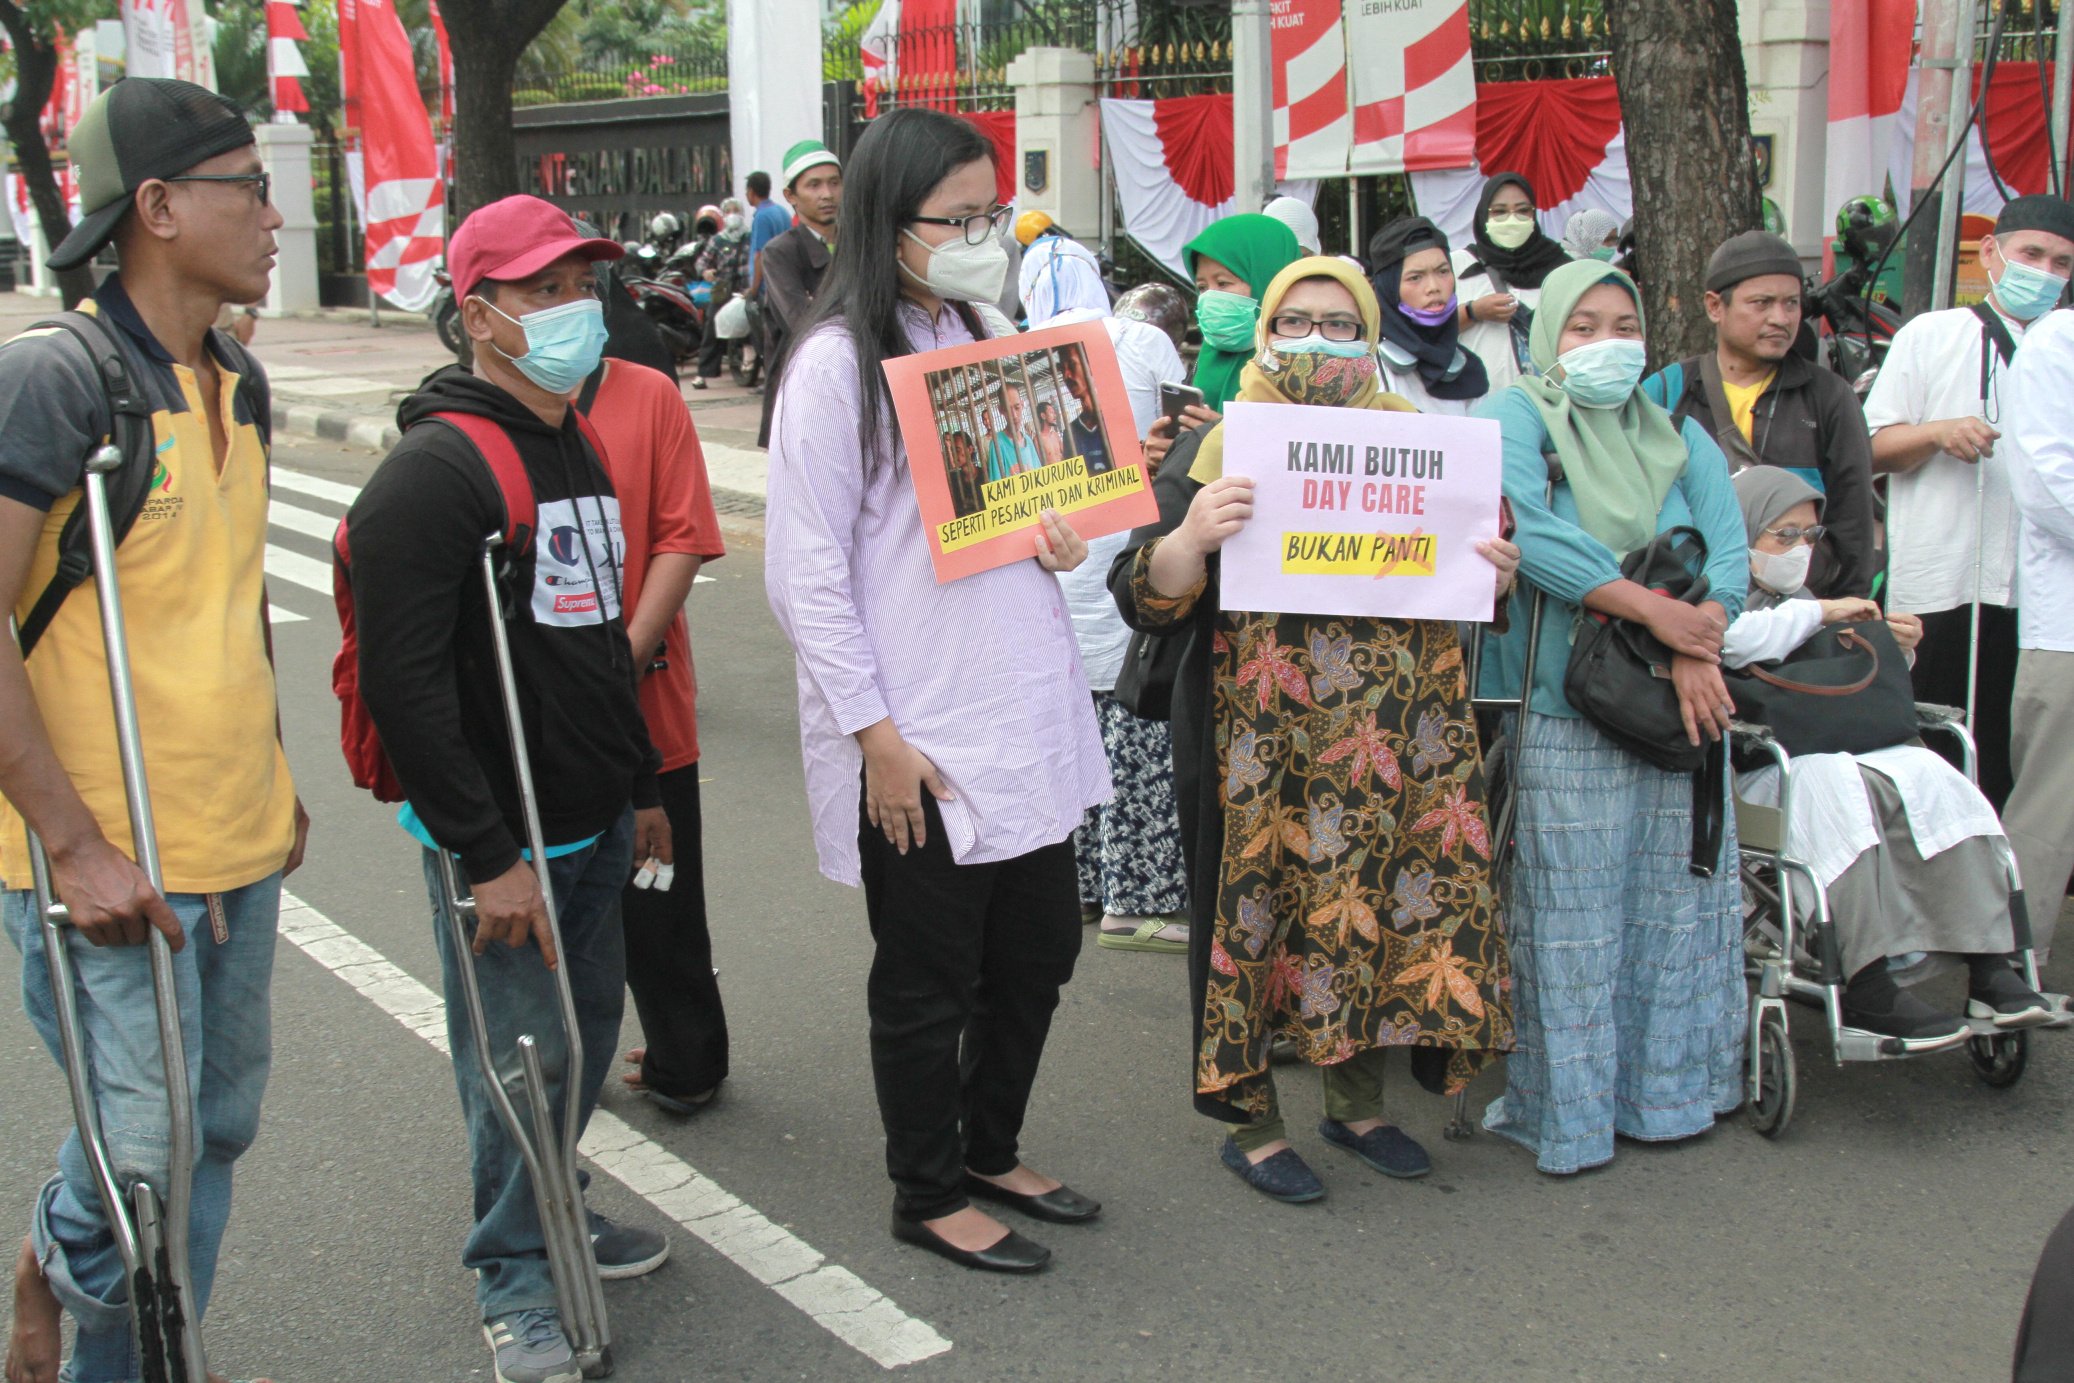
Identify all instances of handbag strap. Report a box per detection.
[1697,353,1767,474]
[1743,626,1878,697]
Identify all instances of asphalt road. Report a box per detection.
[3,434,2071,1383]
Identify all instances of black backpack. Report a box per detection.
[15,310,270,657]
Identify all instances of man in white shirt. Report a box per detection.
[1864,194,2074,807]
[2000,298,2074,962]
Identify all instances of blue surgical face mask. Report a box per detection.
[1196,289,1261,351]
[1588,246,1617,263]
[1270,336,1373,359]
[477,295,609,395]
[1549,336,1647,408]
[1991,251,2069,322]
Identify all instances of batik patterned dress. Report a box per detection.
[1132,559,1513,1117]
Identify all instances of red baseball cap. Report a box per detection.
[448,194,623,303]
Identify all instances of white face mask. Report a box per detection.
[901,228,1010,303]
[1749,542,1813,595]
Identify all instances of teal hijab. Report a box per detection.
[1185,213,1303,411]
[1512,260,1690,555]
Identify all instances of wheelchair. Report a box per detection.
[1732,702,2055,1140]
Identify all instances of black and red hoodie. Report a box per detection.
[345,366,660,881]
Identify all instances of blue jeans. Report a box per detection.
[4,875,280,1383]
[424,809,630,1320]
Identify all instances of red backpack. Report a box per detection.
[330,409,610,802]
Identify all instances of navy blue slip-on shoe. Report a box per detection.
[1218,1137,1325,1203]
[1318,1118,1432,1179]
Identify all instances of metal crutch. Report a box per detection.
[430,536,613,1379]
[20,444,207,1383]
[1450,455,1562,1140]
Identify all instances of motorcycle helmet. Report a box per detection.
[648,211,682,243]
[694,203,722,236]
[1835,194,1897,261]
[1113,282,1191,351]
[1015,210,1057,247]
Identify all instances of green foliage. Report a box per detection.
[822,0,880,82]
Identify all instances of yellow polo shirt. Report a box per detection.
[0,285,294,894]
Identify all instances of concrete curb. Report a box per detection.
[274,400,400,453]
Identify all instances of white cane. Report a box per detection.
[1967,457,1986,734]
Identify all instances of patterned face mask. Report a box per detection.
[1257,347,1379,406]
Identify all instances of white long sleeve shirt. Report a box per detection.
[2000,309,2074,651]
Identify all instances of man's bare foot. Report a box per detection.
[5,1234,61,1383]
[966,1163,1061,1197]
[919,1205,1013,1253]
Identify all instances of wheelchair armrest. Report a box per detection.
[1729,720,1790,775]
[1914,701,1964,728]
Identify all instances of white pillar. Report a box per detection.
[1738,0,1832,261]
[1007,47,1098,235]
[256,122,319,313]
[1231,0,1276,217]
[727,0,823,201]
[25,216,58,298]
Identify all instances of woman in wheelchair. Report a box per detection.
[1721,469,2055,1044]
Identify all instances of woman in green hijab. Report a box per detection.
[1470,260,1751,1176]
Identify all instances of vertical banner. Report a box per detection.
[120,0,176,79]
[1824,0,1913,219]
[340,0,444,310]
[1270,0,1349,179]
[268,0,311,117]
[1346,0,1476,174]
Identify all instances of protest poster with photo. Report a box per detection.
[1218,403,1505,622]
[883,320,1159,582]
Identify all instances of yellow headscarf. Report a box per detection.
[1189,256,1415,484]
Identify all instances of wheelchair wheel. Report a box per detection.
[1748,1011,1796,1138]
[1969,1030,2028,1088]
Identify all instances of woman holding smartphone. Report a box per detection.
[765,108,1110,1274]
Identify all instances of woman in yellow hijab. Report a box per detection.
[1109,257,1519,1203]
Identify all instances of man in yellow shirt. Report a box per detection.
[0,79,304,1383]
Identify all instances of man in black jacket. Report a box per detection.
[756,138,841,446]
[1642,230,1878,598]
[344,195,672,1383]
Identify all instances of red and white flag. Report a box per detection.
[1346,0,1475,174]
[267,0,310,117]
[429,0,455,130]
[1104,94,1318,278]
[1271,0,1349,179]
[341,0,443,310]
[1824,0,1913,217]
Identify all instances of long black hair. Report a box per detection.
[798,106,994,462]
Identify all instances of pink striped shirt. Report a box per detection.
[764,303,1111,886]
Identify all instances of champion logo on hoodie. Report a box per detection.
[531,496,626,625]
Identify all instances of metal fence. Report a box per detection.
[515,39,730,108]
[1469,0,1611,81]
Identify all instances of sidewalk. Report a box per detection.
[0,289,772,507]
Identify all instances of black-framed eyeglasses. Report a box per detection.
[1269,313,1364,343]
[166,171,271,207]
[908,203,1012,246]
[1762,522,1826,545]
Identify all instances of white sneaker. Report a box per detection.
[484,1308,580,1383]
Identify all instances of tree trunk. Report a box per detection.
[1605,0,1758,364]
[437,0,568,225]
[0,7,95,307]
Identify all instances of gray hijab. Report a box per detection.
[1733,467,1824,609]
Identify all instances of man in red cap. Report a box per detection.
[342,194,672,1383]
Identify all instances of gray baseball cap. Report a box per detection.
[49,78,256,272]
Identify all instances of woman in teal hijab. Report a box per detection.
[1470,260,1751,1176]
[1184,213,1302,411]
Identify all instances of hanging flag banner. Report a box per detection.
[1219,404,1503,621]
[1407,77,1630,248]
[1345,0,1476,174]
[1824,0,1913,219]
[268,0,311,116]
[1101,95,1313,280]
[1271,0,1349,178]
[341,0,444,310]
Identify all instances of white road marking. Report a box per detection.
[268,499,340,544]
[267,604,307,625]
[263,543,335,596]
[271,468,364,506]
[274,892,953,1370]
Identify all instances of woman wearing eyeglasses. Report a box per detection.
[1721,468,2054,1040]
[1111,258,1518,1203]
[764,107,1110,1275]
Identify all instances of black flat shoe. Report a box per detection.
[890,1213,1051,1273]
[964,1174,1102,1224]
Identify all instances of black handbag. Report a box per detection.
[1562,526,1714,775]
[1112,626,1189,721]
[1724,617,1917,756]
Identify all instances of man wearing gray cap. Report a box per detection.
[1642,229,1877,599]
[0,78,300,1383]
[1863,194,2074,809]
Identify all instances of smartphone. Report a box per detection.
[1158,381,1204,430]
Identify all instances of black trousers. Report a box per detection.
[622,766,729,1098]
[858,795,1082,1221]
[2014,1203,2074,1381]
[1911,602,2019,811]
[695,301,726,380]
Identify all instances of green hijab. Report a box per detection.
[1185,213,1302,411]
[1514,260,1689,556]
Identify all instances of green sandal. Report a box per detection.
[1097,915,1189,954]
